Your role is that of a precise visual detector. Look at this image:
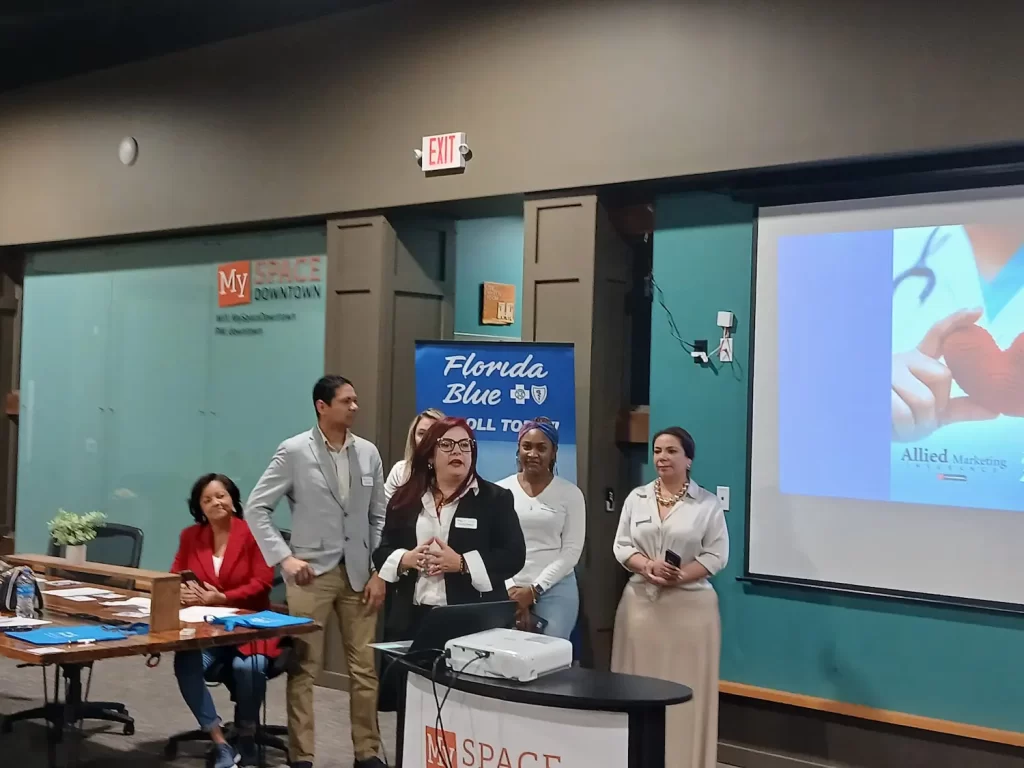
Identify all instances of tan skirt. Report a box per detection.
[611,582,720,768]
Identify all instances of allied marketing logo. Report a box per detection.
[899,446,1009,483]
[217,256,324,308]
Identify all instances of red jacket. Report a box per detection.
[171,516,280,658]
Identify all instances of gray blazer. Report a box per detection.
[244,426,386,591]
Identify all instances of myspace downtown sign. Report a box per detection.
[217,256,324,308]
[414,341,576,483]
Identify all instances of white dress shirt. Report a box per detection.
[212,555,223,577]
[384,459,410,503]
[377,479,492,605]
[319,427,352,508]
[496,474,586,592]
[613,480,729,592]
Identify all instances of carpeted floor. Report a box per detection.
[0,655,397,767]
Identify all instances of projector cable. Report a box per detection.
[430,649,489,768]
[378,647,445,768]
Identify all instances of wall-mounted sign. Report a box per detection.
[419,131,468,173]
[414,341,577,483]
[215,256,324,337]
[480,282,515,325]
[217,257,323,308]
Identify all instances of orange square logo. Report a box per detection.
[425,727,456,768]
[217,261,251,307]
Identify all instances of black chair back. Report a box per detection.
[48,523,144,586]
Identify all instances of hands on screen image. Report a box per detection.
[891,308,998,442]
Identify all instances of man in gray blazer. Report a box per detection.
[245,375,386,768]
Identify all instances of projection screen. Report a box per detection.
[749,187,1024,609]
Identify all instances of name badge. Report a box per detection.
[361,476,374,487]
[454,517,478,530]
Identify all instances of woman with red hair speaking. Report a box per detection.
[373,415,526,648]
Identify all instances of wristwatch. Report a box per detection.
[531,584,545,602]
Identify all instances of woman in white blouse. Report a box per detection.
[384,408,444,502]
[374,416,526,635]
[372,416,525,712]
[611,426,728,768]
[497,418,585,639]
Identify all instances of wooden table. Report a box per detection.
[0,576,318,767]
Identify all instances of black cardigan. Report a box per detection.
[372,478,526,637]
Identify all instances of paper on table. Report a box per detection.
[179,606,239,623]
[0,617,51,628]
[26,646,64,655]
[113,611,149,619]
[43,587,118,598]
[102,597,151,609]
[42,580,81,587]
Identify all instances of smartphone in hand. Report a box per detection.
[180,570,204,588]
[664,549,682,568]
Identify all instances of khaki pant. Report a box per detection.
[285,565,380,763]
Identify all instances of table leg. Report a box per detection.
[62,665,85,768]
[42,664,85,768]
[394,672,408,768]
[628,706,665,768]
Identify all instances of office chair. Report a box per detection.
[0,524,144,737]
[164,530,293,762]
[44,523,145,589]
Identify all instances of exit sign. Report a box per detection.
[421,132,467,173]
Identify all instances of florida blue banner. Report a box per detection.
[414,341,577,483]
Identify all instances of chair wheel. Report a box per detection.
[123,722,135,736]
[0,717,12,735]
[164,741,178,758]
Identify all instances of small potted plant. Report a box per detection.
[47,509,107,564]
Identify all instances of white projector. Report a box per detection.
[445,628,573,682]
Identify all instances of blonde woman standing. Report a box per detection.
[384,408,444,502]
[611,426,728,768]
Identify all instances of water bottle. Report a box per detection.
[15,573,37,619]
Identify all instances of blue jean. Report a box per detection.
[174,647,269,730]
[533,571,579,640]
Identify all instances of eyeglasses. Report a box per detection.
[437,438,475,454]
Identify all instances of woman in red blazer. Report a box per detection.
[171,473,279,768]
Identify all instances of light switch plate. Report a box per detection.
[716,485,730,511]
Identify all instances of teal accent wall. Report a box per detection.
[650,194,1024,731]
[454,217,524,338]
[17,229,326,570]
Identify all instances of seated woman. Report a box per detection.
[171,473,279,768]
[384,407,445,502]
[372,417,526,705]
[497,418,586,639]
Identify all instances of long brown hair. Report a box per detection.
[386,416,479,530]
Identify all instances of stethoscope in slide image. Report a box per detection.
[892,226,950,306]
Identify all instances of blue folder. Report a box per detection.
[210,611,314,633]
[6,624,129,645]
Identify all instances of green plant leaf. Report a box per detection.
[47,509,107,547]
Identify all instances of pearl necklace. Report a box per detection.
[654,477,688,506]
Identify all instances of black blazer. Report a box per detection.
[372,478,526,637]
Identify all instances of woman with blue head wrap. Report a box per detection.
[496,417,586,640]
